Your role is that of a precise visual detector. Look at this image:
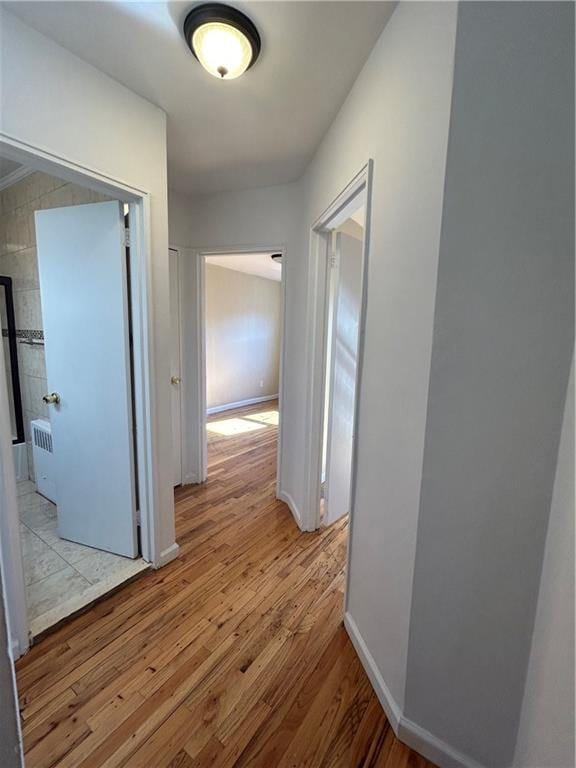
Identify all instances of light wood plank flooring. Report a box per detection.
[15,401,436,768]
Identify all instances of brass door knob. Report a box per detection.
[171,376,181,385]
[42,392,60,405]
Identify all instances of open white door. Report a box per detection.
[324,232,362,526]
[35,201,138,558]
[169,248,182,485]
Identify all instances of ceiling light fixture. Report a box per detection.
[183,3,261,80]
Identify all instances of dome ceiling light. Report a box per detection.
[183,4,261,80]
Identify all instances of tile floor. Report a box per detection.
[18,480,148,636]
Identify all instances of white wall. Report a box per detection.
[0,9,176,566]
[513,358,574,768]
[304,0,458,713]
[205,264,281,410]
[404,4,574,766]
[169,182,307,512]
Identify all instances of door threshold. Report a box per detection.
[29,559,150,642]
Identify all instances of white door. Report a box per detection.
[324,232,363,526]
[169,248,182,485]
[35,201,138,557]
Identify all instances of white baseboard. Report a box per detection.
[12,442,28,483]
[155,542,180,568]
[207,394,278,416]
[277,488,303,529]
[343,612,485,768]
[397,718,485,768]
[344,613,402,731]
[182,472,201,485]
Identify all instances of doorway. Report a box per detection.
[305,162,372,536]
[203,251,282,475]
[0,156,155,650]
[173,247,285,491]
[320,211,365,526]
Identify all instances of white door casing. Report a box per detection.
[35,201,138,558]
[169,248,183,486]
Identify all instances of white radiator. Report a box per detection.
[31,419,57,503]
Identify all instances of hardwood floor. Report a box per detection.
[15,402,436,768]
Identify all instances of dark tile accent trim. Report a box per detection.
[2,329,44,341]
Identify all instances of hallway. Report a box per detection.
[15,402,435,768]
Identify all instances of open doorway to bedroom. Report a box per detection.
[202,251,282,475]
[307,164,371,533]
[170,245,286,517]
[319,208,365,526]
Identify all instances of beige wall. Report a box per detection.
[0,171,112,477]
[205,264,281,410]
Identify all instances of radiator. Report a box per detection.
[31,419,57,503]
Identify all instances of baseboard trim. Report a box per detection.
[397,718,485,768]
[343,612,485,768]
[155,542,180,568]
[277,489,303,529]
[181,472,201,485]
[207,394,278,416]
[343,613,402,731]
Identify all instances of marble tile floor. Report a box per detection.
[17,480,149,637]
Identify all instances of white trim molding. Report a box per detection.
[344,612,487,768]
[155,542,181,569]
[303,161,373,535]
[344,613,402,731]
[0,164,33,192]
[207,394,278,416]
[397,719,486,768]
[277,489,304,530]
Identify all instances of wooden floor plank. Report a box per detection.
[16,401,436,768]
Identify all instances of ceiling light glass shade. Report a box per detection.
[184,4,261,80]
[192,22,252,79]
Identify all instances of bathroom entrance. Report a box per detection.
[0,166,147,638]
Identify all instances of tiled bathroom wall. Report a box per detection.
[0,171,112,478]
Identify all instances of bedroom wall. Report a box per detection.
[205,263,281,410]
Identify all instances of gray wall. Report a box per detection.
[0,568,22,768]
[405,3,574,766]
[513,356,574,768]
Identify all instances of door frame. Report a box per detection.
[0,136,161,658]
[302,163,373,591]
[169,246,183,487]
[179,245,287,496]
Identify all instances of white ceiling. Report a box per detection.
[206,252,281,281]
[5,2,396,196]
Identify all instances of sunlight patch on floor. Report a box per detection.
[207,417,267,436]
[244,410,279,426]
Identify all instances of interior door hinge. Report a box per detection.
[329,252,337,268]
[124,227,131,248]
